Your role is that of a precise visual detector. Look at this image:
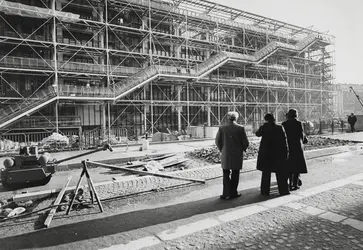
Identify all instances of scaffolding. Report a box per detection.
[0,0,335,140]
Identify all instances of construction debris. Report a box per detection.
[143,161,164,173]
[88,161,206,184]
[7,207,26,218]
[187,137,355,164]
[44,176,72,228]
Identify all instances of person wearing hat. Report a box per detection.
[215,111,249,200]
[255,113,290,196]
[282,109,308,191]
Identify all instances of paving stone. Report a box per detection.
[147,206,363,250]
[342,218,363,231]
[299,184,363,221]
[300,206,326,215]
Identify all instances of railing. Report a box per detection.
[109,65,140,75]
[0,56,54,70]
[1,30,49,41]
[7,116,81,129]
[58,61,106,74]
[58,84,114,98]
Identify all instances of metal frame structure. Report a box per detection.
[0,0,335,141]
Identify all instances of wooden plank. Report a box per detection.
[44,176,72,228]
[88,161,205,184]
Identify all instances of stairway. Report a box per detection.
[112,34,321,101]
[0,86,57,129]
[0,34,324,129]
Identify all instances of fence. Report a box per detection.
[80,127,128,149]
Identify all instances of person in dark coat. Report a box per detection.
[348,113,357,132]
[256,113,290,196]
[282,109,308,191]
[215,111,249,200]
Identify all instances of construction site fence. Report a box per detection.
[80,127,128,150]
[0,127,128,154]
[0,119,353,154]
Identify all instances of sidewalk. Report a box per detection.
[104,173,363,250]
[0,144,362,250]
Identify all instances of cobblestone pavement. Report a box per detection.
[142,181,363,250]
[148,207,363,250]
[299,184,363,221]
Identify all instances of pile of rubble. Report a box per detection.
[187,136,355,164]
[187,142,260,164]
[304,136,354,150]
[39,133,70,150]
[0,199,33,220]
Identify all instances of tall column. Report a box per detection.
[177,85,182,131]
[102,103,106,131]
[52,0,59,89]
[150,82,154,134]
[275,90,278,122]
[144,87,148,134]
[52,0,59,132]
[99,9,104,51]
[142,16,148,57]
[207,86,211,126]
[55,100,59,133]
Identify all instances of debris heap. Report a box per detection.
[188,136,355,164]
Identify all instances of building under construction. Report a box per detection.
[0,0,335,142]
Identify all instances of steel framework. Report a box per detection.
[0,0,335,140]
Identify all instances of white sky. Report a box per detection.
[214,0,362,85]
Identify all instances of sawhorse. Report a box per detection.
[66,160,103,215]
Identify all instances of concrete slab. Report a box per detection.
[300,206,326,216]
[342,218,363,231]
[218,205,267,222]
[157,218,221,241]
[100,236,161,250]
[260,194,302,208]
[284,202,308,210]
[319,211,347,222]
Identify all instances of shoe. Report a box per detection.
[220,195,229,200]
[298,179,302,187]
[279,192,290,196]
[290,186,300,191]
[230,193,242,199]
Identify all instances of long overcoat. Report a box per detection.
[282,119,308,174]
[215,121,249,170]
[255,122,289,173]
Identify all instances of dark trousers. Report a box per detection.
[350,124,355,132]
[222,169,240,197]
[261,170,289,195]
[289,173,300,188]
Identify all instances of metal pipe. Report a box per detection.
[53,144,113,165]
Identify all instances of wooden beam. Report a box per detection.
[88,161,206,184]
[44,176,72,228]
